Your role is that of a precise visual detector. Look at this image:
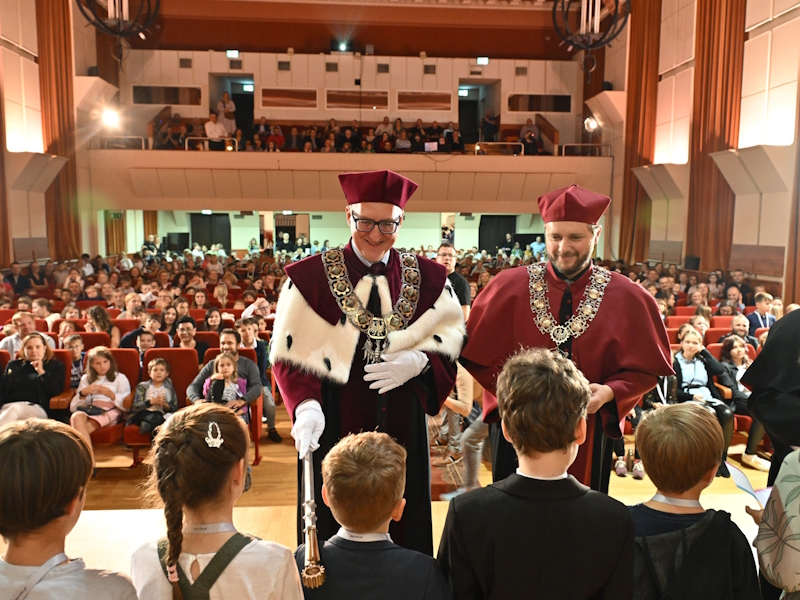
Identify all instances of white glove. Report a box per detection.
[291,400,325,459]
[363,350,429,395]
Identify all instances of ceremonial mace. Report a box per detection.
[301,452,326,588]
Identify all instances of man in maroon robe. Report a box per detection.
[461,185,673,492]
[270,170,463,555]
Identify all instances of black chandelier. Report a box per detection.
[552,0,630,77]
[76,0,161,61]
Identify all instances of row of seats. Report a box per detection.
[671,304,761,316]
[0,307,251,324]
[665,327,769,346]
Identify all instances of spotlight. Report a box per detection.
[584,117,599,132]
[339,42,347,52]
[101,108,120,129]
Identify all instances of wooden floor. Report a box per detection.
[0,404,769,577]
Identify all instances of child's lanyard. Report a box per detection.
[656,378,668,404]
[11,553,69,600]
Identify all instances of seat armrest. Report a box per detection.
[50,390,74,411]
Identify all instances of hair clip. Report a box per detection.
[205,421,224,448]
[167,563,179,583]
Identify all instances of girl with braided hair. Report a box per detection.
[130,403,302,599]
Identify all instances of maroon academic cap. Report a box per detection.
[338,170,418,209]
[537,184,611,224]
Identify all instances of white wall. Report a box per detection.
[156,210,259,251]
[230,213,260,249]
[119,51,582,143]
[308,211,350,248]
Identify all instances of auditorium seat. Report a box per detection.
[704,328,731,346]
[710,316,734,328]
[52,318,88,332]
[48,350,75,413]
[665,328,681,344]
[153,332,171,348]
[76,300,108,310]
[195,331,220,348]
[0,309,16,323]
[665,316,690,328]
[204,347,263,465]
[673,307,697,316]
[44,332,58,347]
[111,319,140,336]
[0,349,10,372]
[74,332,111,351]
[189,309,207,321]
[705,342,756,362]
[33,319,48,332]
[743,306,758,315]
[754,327,770,339]
[107,309,122,318]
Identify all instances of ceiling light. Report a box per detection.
[477,57,489,65]
[243,84,254,92]
[101,108,120,129]
[458,89,469,97]
[584,116,599,132]
[226,50,239,58]
[339,42,347,52]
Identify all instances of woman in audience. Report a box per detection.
[477,270,493,292]
[771,297,784,320]
[719,336,770,472]
[248,238,260,255]
[58,320,80,348]
[85,305,121,348]
[696,282,711,305]
[160,306,178,344]
[233,128,244,151]
[364,128,376,147]
[266,140,280,153]
[673,328,734,477]
[70,346,132,474]
[707,272,724,299]
[0,333,66,425]
[130,404,302,598]
[171,272,188,289]
[27,261,47,289]
[688,290,706,307]
[61,303,82,321]
[213,284,230,308]
[677,272,690,293]
[715,302,736,317]
[694,305,713,323]
[192,289,210,310]
[469,281,478,303]
[199,308,225,335]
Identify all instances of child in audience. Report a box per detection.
[127,358,177,435]
[63,333,85,390]
[130,403,302,599]
[70,346,132,473]
[438,348,634,599]
[0,419,138,599]
[631,403,760,599]
[296,431,451,599]
[58,320,79,347]
[203,352,248,421]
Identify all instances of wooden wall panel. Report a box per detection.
[729,244,785,278]
[647,240,683,265]
[143,210,159,239]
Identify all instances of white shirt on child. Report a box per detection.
[130,537,303,600]
[515,468,568,481]
[0,557,138,600]
[145,382,168,412]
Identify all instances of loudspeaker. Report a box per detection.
[602,81,613,91]
[684,256,700,270]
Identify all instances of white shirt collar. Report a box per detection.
[241,339,257,350]
[351,241,389,268]
[515,468,568,481]
[336,527,392,543]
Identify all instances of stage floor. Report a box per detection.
[0,405,769,576]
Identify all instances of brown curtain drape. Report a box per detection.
[143,210,159,239]
[37,0,82,261]
[619,0,661,265]
[0,61,10,268]
[685,0,746,272]
[104,211,126,256]
[785,155,800,303]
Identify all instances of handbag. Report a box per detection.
[224,111,235,120]
[76,403,108,416]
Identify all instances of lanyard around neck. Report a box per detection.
[182,522,236,534]
[651,493,703,508]
[11,552,69,600]
[655,378,668,404]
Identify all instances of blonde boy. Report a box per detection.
[295,432,451,600]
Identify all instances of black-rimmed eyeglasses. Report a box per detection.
[352,215,401,234]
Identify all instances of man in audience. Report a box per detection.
[438,349,634,598]
[375,116,393,137]
[175,316,209,365]
[204,111,228,150]
[521,130,538,155]
[295,432,451,599]
[519,117,538,139]
[284,126,304,151]
[461,185,673,493]
[747,292,776,336]
[4,262,31,294]
[252,116,270,139]
[717,314,760,348]
[0,312,56,355]
[630,403,760,597]
[726,285,746,314]
[187,328,262,406]
[726,269,753,305]
[530,235,545,257]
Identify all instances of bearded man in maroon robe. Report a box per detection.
[270,170,464,555]
[461,185,673,492]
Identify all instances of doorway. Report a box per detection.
[190,213,232,252]
[208,75,255,138]
[478,215,516,255]
[458,80,501,143]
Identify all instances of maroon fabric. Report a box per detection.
[338,170,418,208]
[538,184,611,224]
[461,261,673,485]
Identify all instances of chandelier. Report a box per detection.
[552,0,630,76]
[76,0,161,61]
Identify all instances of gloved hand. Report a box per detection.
[291,400,325,459]
[363,350,429,395]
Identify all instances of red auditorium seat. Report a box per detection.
[74,332,111,351]
[710,316,734,328]
[665,316,690,328]
[111,319,140,336]
[52,318,88,332]
[48,350,75,413]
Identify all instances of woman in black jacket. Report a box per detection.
[673,328,734,477]
[0,333,66,424]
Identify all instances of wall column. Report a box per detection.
[684,0,746,272]
[36,0,82,260]
[619,0,662,264]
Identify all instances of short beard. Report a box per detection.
[548,250,593,280]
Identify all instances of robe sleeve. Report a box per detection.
[273,361,323,421]
[411,352,457,416]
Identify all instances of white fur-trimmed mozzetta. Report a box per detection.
[269,274,465,384]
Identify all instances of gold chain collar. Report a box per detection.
[527,262,611,347]
[322,249,422,363]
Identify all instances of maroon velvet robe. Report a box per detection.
[461,261,674,486]
[273,242,457,555]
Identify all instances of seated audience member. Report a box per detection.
[631,403,760,599]
[85,305,121,348]
[130,404,302,598]
[746,292,776,336]
[726,285,746,314]
[202,353,249,422]
[296,431,451,600]
[0,311,56,355]
[63,334,85,390]
[375,116,393,137]
[4,261,32,294]
[688,314,709,339]
[121,313,160,349]
[70,347,132,474]
[175,316,209,365]
[719,336,769,472]
[0,419,137,599]
[199,307,225,334]
[126,358,177,436]
[521,130,538,156]
[235,317,281,443]
[437,349,634,599]
[32,297,59,331]
[717,314,759,347]
[16,295,33,312]
[673,329,734,477]
[135,331,157,372]
[771,297,784,320]
[0,333,67,425]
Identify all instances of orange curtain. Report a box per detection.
[619,0,661,265]
[104,211,127,256]
[37,0,82,261]
[685,0,746,272]
[143,211,159,240]
[786,174,800,303]
[0,72,10,268]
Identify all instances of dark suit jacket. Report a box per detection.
[437,474,634,600]
[4,274,31,294]
[295,536,452,600]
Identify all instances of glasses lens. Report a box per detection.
[378,221,398,234]
[355,219,375,232]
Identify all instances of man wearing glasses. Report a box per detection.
[270,169,465,556]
